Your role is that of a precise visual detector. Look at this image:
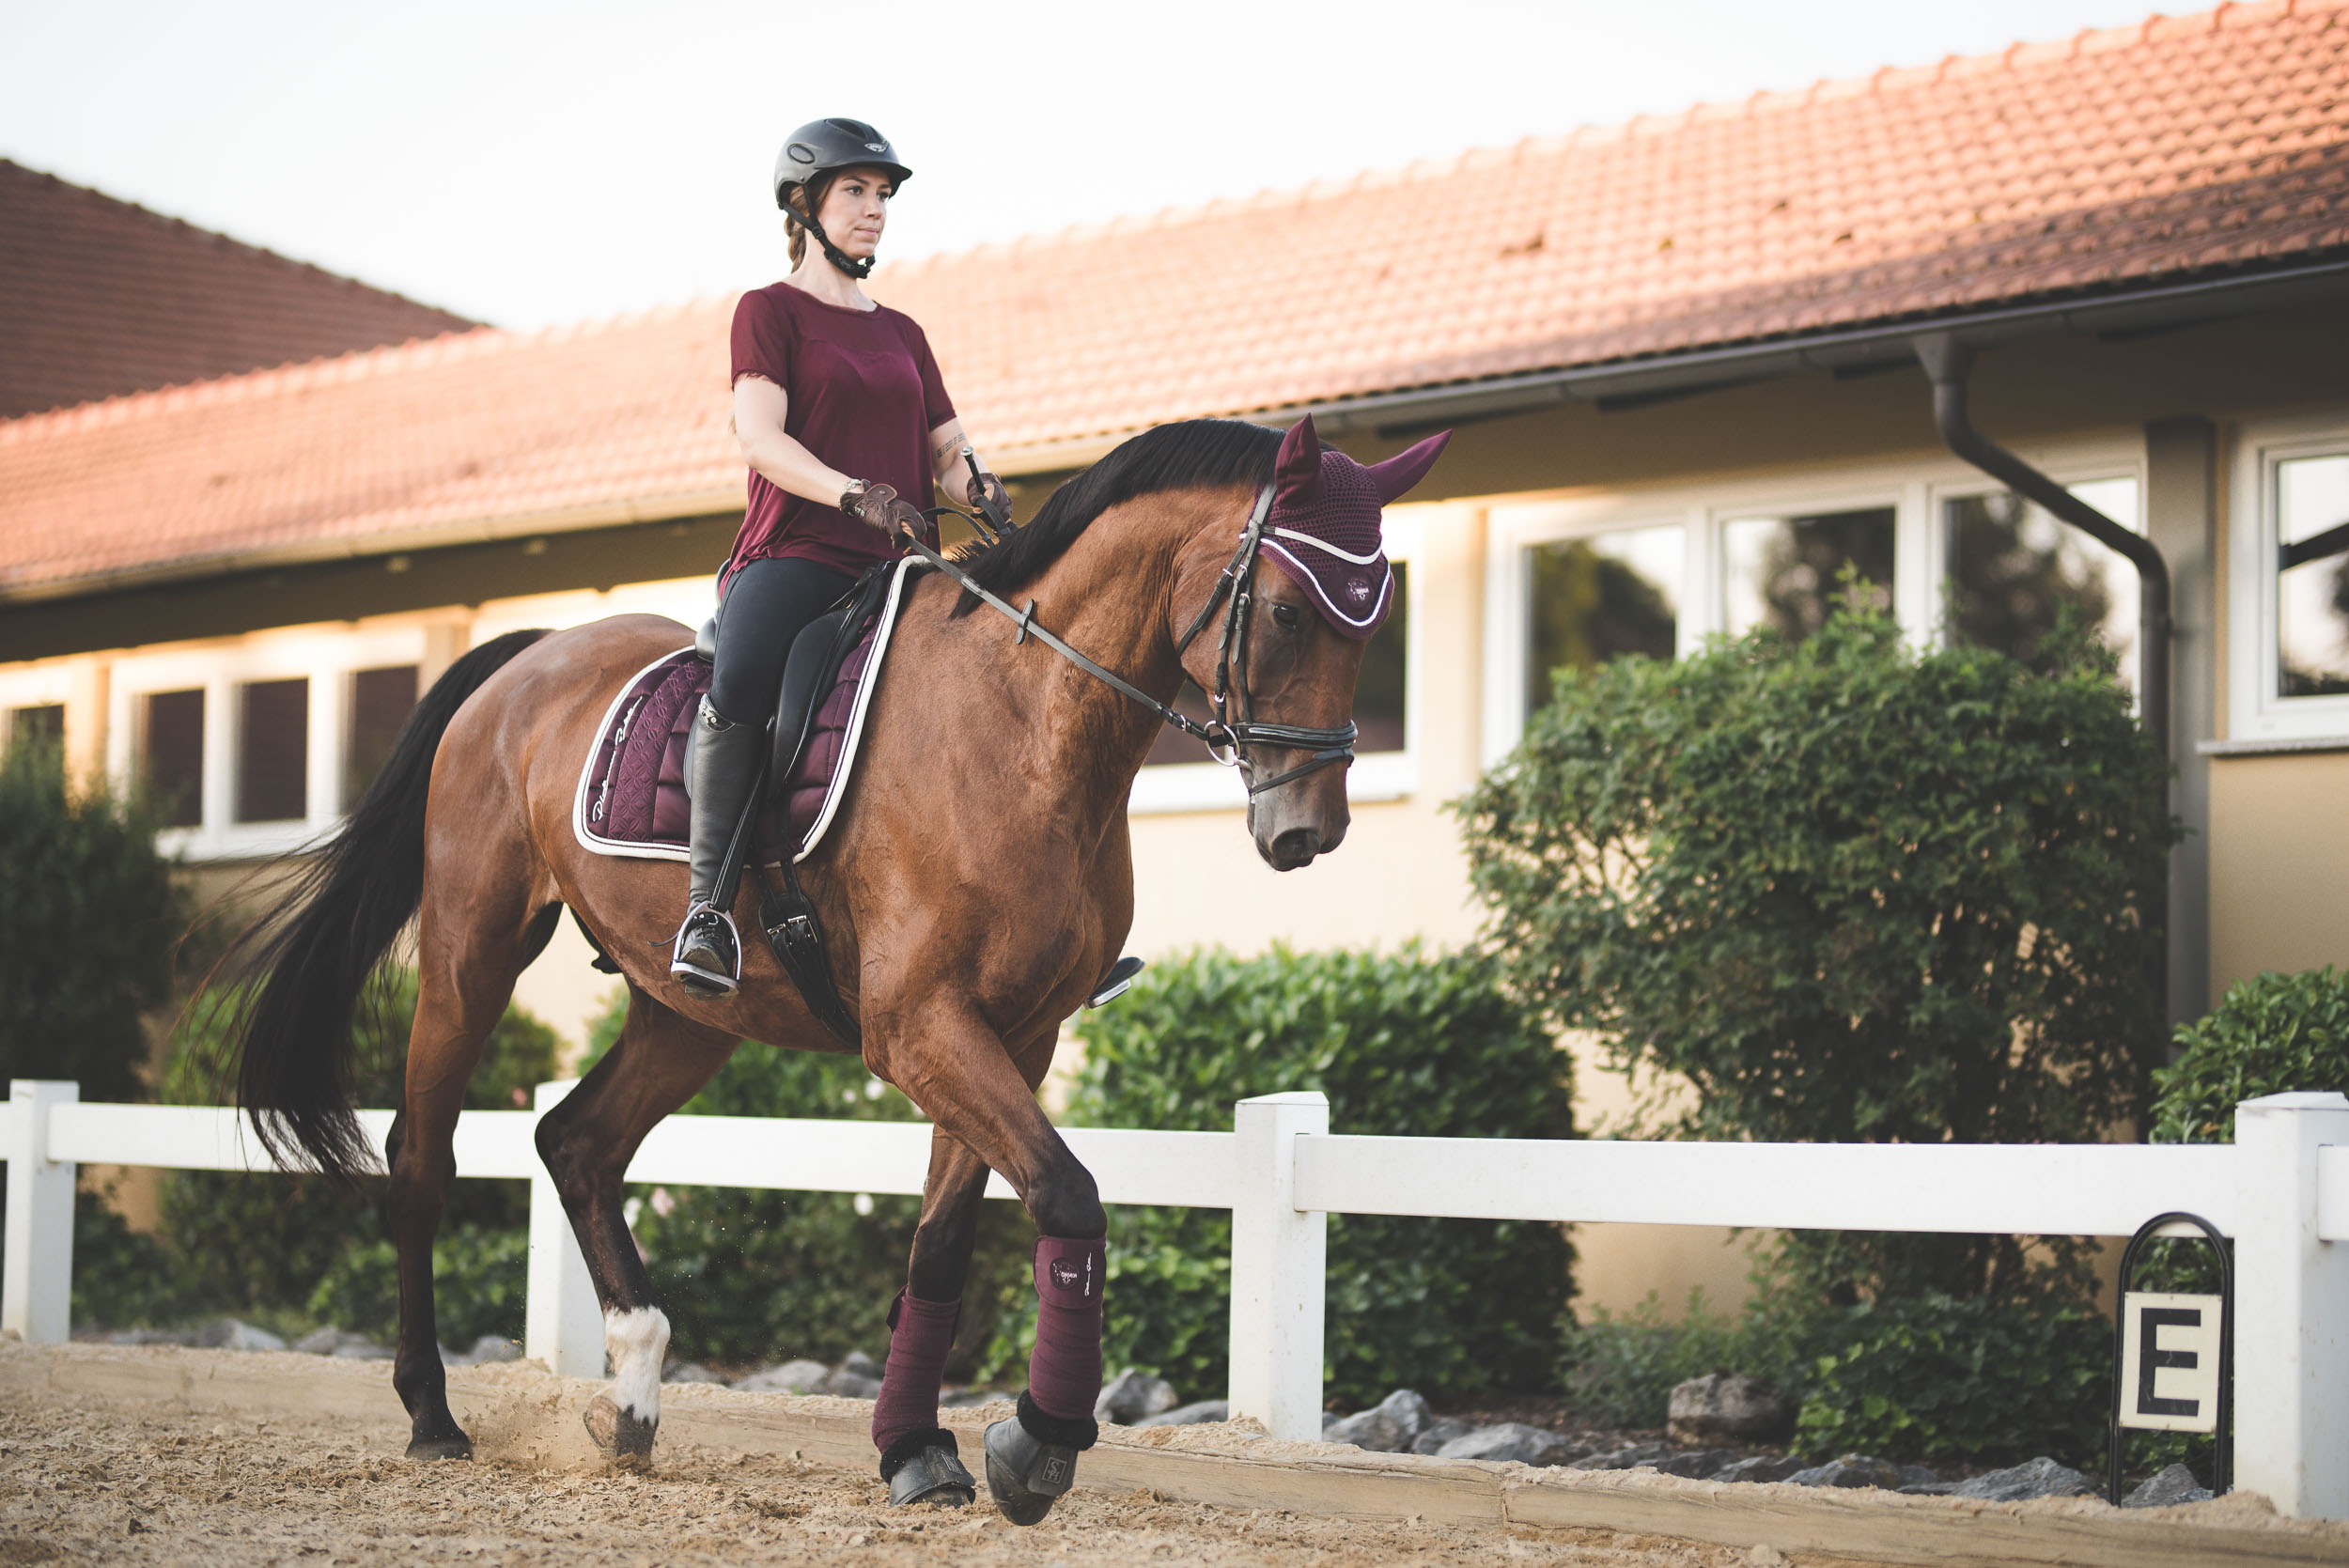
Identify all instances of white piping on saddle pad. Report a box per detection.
[567,556,918,865]
[794,555,916,864]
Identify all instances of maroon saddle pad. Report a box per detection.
[572,562,911,865]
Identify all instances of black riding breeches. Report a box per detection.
[708,556,856,726]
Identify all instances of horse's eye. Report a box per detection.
[1272,602,1301,629]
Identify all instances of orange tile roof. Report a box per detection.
[0,160,475,421]
[4,0,2346,602]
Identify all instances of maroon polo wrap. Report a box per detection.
[871,1290,960,1454]
[1258,415,1452,640]
[1026,1235,1106,1423]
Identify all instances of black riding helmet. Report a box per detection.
[772,117,910,281]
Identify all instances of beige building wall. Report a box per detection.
[2207,753,2349,996]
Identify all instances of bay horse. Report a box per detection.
[219,413,1448,1520]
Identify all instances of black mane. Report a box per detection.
[948,418,1280,615]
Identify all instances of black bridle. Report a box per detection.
[898,484,1359,796]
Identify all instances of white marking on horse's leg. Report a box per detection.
[604,1306,669,1421]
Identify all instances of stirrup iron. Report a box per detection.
[668,901,741,997]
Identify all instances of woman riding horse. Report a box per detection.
[219,187,1451,1518]
[674,115,1012,1000]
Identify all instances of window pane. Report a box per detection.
[1526,526,1681,715]
[141,689,205,828]
[9,705,64,749]
[345,664,420,810]
[1947,478,2141,691]
[1142,564,1409,767]
[2279,454,2349,698]
[237,677,309,823]
[1353,561,1408,753]
[1723,506,1895,642]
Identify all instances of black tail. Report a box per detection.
[218,629,550,1185]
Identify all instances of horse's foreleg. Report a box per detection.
[533,986,734,1467]
[870,1130,991,1507]
[885,1008,1106,1525]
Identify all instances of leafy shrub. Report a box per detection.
[1565,1281,1817,1432]
[579,996,1031,1372]
[0,738,184,1100]
[68,1185,186,1329]
[1793,1293,2108,1466]
[152,970,557,1322]
[306,1225,531,1348]
[2151,967,2349,1143]
[1456,601,2175,1306]
[1038,945,1576,1408]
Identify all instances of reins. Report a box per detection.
[899,485,1358,796]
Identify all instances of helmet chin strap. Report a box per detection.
[792,207,876,281]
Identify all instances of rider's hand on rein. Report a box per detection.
[843,481,927,541]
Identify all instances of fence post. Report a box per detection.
[525,1080,605,1378]
[1227,1090,1328,1441]
[3,1080,78,1344]
[2232,1091,2349,1520]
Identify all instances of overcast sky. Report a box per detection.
[4,0,2182,331]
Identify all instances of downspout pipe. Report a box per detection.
[1912,333,2172,764]
[1912,331,2173,1011]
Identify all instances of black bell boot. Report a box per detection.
[671,698,765,998]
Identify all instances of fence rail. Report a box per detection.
[6,1079,2346,1519]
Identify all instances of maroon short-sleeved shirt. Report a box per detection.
[726,282,956,579]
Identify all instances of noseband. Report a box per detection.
[905,485,1357,796]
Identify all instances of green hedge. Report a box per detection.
[2151,967,2349,1143]
[1040,944,1576,1408]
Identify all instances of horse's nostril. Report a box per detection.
[1268,827,1321,869]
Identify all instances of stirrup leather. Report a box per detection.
[668,901,741,995]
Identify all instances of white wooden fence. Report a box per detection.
[6,1079,2346,1518]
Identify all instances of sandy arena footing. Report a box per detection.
[4,1341,2345,1568]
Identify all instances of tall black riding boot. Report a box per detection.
[671,697,766,998]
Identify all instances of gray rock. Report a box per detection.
[294,1327,383,1358]
[1713,1454,1811,1483]
[332,1337,394,1361]
[664,1361,728,1385]
[1438,1423,1586,1467]
[1323,1389,1433,1452]
[2123,1463,2215,1508]
[839,1350,881,1379]
[1788,1453,1902,1490]
[1652,1449,1740,1479]
[1138,1399,1229,1428]
[1410,1418,1475,1455]
[464,1334,521,1365]
[818,1370,882,1399]
[110,1327,198,1347]
[194,1317,286,1353]
[734,1358,829,1394]
[1095,1368,1180,1425]
[1666,1373,1797,1447]
[1570,1441,1672,1471]
[1951,1456,2093,1502]
[1897,1464,1941,1488]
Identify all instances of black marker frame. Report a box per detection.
[2107,1209,2232,1506]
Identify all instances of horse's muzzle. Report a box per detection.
[1263,825,1326,871]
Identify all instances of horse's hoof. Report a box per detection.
[983,1418,1077,1526]
[881,1429,975,1509]
[583,1392,658,1467]
[405,1432,473,1461]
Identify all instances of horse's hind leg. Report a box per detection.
[533,985,736,1467]
[387,890,553,1459]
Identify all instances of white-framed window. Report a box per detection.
[108,627,429,860]
[0,663,73,765]
[1483,444,2144,766]
[1131,508,1425,814]
[2228,414,2349,744]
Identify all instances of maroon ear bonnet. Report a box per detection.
[1258,416,1452,640]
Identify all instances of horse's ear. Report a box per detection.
[1365,429,1452,505]
[1274,415,1324,510]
